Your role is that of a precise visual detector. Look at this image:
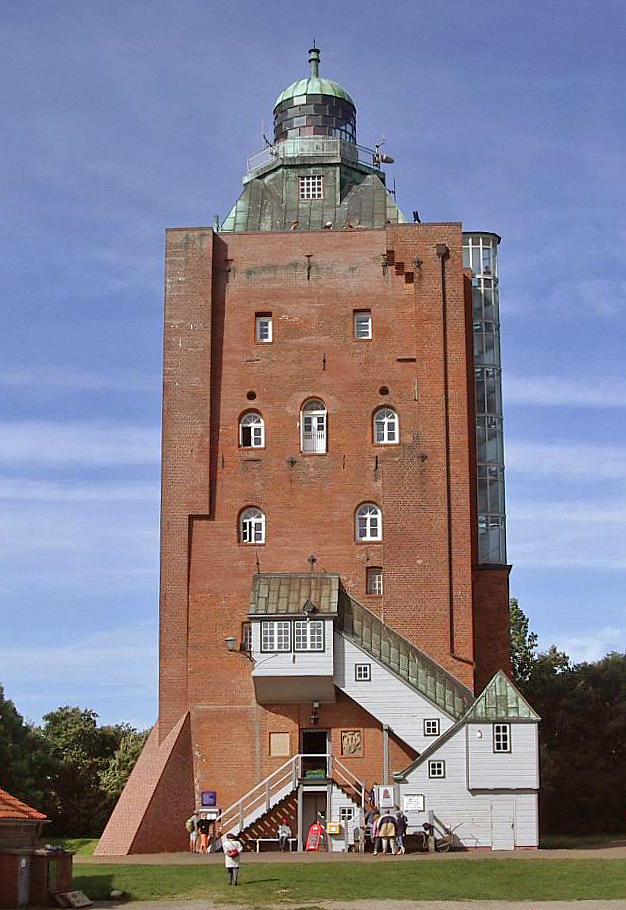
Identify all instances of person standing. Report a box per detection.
[185,812,198,853]
[221,832,243,885]
[377,810,397,855]
[277,818,292,852]
[196,814,211,853]
[394,808,408,855]
[371,812,381,855]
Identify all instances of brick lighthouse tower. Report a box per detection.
[97,47,538,856]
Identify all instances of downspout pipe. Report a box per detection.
[436,242,474,670]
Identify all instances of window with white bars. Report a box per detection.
[239,507,265,544]
[240,622,252,653]
[340,806,355,821]
[428,760,446,778]
[300,399,327,454]
[356,503,382,541]
[373,408,398,444]
[355,663,371,681]
[366,567,383,595]
[424,719,440,736]
[493,723,511,753]
[255,314,272,342]
[353,310,372,339]
[299,175,323,199]
[294,619,324,651]
[239,412,264,448]
[261,620,291,652]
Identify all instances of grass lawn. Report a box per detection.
[48,838,99,856]
[75,858,626,906]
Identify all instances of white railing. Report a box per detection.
[216,753,365,837]
[246,138,381,173]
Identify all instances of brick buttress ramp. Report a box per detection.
[95,713,193,855]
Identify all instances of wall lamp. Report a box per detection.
[225,636,253,662]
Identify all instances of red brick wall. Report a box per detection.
[472,564,512,692]
[154,222,509,833]
[0,855,18,908]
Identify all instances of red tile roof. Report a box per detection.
[0,788,46,821]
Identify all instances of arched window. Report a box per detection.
[240,507,265,544]
[356,503,382,541]
[239,412,264,448]
[373,408,398,444]
[300,399,327,454]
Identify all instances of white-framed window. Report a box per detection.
[355,663,371,681]
[240,622,252,653]
[299,175,323,199]
[366,566,383,595]
[424,719,440,737]
[353,310,372,340]
[294,619,324,652]
[493,723,511,753]
[239,507,265,544]
[373,408,398,444]
[300,399,327,454]
[340,806,355,821]
[255,313,272,342]
[428,760,446,778]
[261,620,291,652]
[239,412,264,448]
[356,503,382,541]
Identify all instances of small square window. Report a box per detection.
[340,806,355,821]
[493,723,511,753]
[428,760,445,778]
[353,310,372,339]
[299,175,323,200]
[424,719,440,737]
[255,314,272,342]
[355,663,371,681]
[366,567,383,596]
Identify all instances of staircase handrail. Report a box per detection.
[218,754,296,834]
[330,755,366,820]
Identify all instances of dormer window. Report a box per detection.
[299,175,323,200]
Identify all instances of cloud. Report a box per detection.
[0,622,158,727]
[0,420,160,467]
[0,477,159,502]
[506,440,626,480]
[0,366,159,392]
[556,626,626,664]
[506,375,626,409]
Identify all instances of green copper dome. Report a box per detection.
[273,46,354,110]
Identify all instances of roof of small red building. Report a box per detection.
[0,787,46,821]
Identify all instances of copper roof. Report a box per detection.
[248,573,340,616]
[0,788,46,821]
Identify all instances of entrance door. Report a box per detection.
[300,729,328,778]
[301,790,328,846]
[491,800,515,850]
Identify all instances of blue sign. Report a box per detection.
[201,790,217,807]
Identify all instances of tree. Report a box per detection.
[40,706,146,835]
[0,684,55,810]
[99,730,148,801]
[509,597,538,684]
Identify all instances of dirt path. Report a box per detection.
[78,843,626,864]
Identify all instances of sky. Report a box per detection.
[1,0,625,729]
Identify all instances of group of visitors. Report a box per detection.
[364,805,408,855]
[185,812,243,884]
